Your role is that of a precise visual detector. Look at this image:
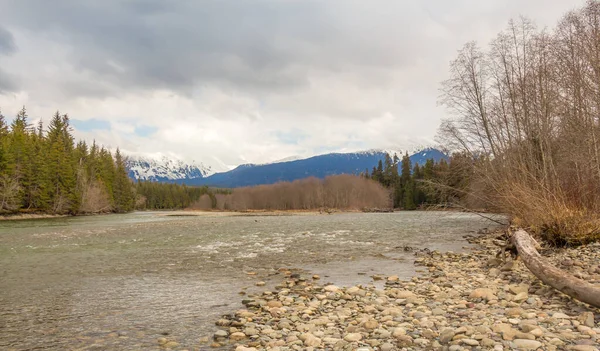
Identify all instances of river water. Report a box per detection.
[0,211,502,350]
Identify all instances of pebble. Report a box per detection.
[343,333,362,342]
[208,234,600,351]
[512,339,542,349]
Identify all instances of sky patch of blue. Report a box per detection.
[134,124,158,137]
[71,118,111,131]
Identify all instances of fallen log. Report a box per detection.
[512,229,600,308]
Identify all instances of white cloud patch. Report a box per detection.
[0,0,580,166]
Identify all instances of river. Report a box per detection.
[0,211,503,350]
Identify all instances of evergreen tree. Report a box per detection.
[6,107,33,207]
[46,112,78,213]
[0,110,8,173]
[403,179,416,210]
[26,119,50,210]
[400,152,411,185]
[113,148,135,212]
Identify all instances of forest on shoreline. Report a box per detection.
[0,106,460,216]
[0,108,136,215]
[437,1,600,245]
[3,1,600,248]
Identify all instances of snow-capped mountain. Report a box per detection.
[181,147,448,188]
[126,148,448,186]
[126,155,217,182]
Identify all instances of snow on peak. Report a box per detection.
[126,154,218,181]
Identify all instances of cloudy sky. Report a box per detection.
[0,0,580,169]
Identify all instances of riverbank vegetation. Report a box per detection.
[135,181,230,210]
[362,152,472,210]
[189,174,389,211]
[0,108,135,214]
[438,1,600,245]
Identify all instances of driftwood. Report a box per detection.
[512,229,600,308]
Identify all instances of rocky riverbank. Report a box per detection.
[203,232,600,351]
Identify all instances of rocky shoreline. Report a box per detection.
[202,232,599,351]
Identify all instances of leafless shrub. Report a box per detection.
[191,175,390,211]
[439,1,600,245]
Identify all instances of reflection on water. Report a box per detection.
[0,211,503,350]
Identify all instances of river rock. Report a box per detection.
[567,346,599,351]
[213,330,228,339]
[509,284,529,295]
[579,312,595,327]
[230,332,247,341]
[395,290,415,298]
[513,339,542,349]
[301,333,322,347]
[235,346,258,351]
[267,300,283,308]
[462,338,479,346]
[392,327,407,338]
[439,328,455,344]
[324,285,340,292]
[343,333,362,342]
[469,288,497,301]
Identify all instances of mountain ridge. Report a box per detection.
[127,148,447,188]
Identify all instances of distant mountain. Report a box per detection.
[176,148,447,188]
[126,156,217,182]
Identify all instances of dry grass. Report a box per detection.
[495,180,600,246]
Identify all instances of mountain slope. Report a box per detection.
[127,156,216,182]
[179,148,447,188]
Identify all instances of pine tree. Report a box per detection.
[26,119,50,210]
[403,179,416,210]
[0,110,8,173]
[113,148,135,212]
[46,112,79,213]
[400,152,411,185]
[6,107,34,208]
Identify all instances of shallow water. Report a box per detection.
[0,211,503,350]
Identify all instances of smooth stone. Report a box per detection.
[302,333,322,347]
[230,332,246,341]
[343,333,362,342]
[509,284,529,295]
[439,329,456,344]
[579,312,595,328]
[512,339,542,350]
[469,288,497,301]
[324,285,340,292]
[553,312,571,319]
[235,347,258,351]
[567,346,599,351]
[462,338,479,346]
[213,330,228,339]
[392,327,407,337]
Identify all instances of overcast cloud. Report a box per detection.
[0,0,581,169]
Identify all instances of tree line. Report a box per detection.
[362,152,470,210]
[135,181,230,210]
[438,0,600,245]
[0,107,135,214]
[189,174,390,211]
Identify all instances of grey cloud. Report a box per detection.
[0,26,16,55]
[1,0,434,98]
[0,69,18,93]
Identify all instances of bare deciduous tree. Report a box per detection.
[439,1,600,244]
